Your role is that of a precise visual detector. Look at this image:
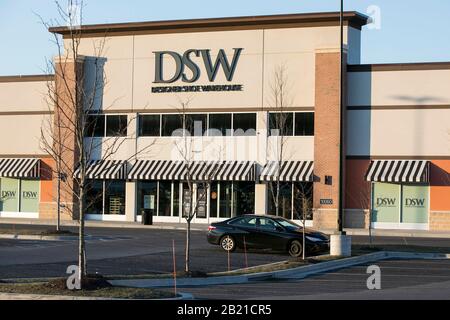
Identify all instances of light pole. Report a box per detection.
[338,0,344,233]
[330,0,352,256]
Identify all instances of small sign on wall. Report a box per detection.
[320,199,333,205]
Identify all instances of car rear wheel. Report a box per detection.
[288,240,303,257]
[220,235,236,252]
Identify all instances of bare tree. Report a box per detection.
[266,65,294,218]
[38,0,156,288]
[171,99,220,274]
[293,183,313,260]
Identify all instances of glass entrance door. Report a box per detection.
[182,183,208,222]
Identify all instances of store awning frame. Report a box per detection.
[74,160,127,180]
[260,161,314,182]
[365,160,429,183]
[127,160,256,182]
[0,158,40,178]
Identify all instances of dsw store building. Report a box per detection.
[0,12,449,232]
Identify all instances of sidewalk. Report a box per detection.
[0,218,207,231]
[1,217,450,238]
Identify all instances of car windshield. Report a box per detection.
[274,218,302,231]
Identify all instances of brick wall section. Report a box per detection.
[39,57,84,220]
[313,51,344,230]
[430,212,450,231]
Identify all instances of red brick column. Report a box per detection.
[39,56,84,221]
[313,50,345,230]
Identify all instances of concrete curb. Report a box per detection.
[109,251,450,288]
[0,234,80,241]
[343,228,450,239]
[0,291,194,300]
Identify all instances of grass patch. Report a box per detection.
[0,276,174,299]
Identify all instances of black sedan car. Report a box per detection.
[207,215,329,257]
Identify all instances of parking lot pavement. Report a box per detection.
[0,228,288,279]
[1,224,450,281]
[184,259,450,300]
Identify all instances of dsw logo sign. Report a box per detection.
[154,48,243,83]
[376,198,396,206]
[1,191,37,199]
[405,198,425,207]
[1,191,16,198]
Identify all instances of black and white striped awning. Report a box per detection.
[260,161,314,182]
[0,158,40,178]
[74,160,127,180]
[128,160,256,181]
[365,160,429,183]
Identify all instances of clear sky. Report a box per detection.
[1,0,450,76]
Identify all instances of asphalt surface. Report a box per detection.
[186,259,450,300]
[1,223,450,293]
[0,224,288,278]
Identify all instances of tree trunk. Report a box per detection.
[302,198,307,260]
[78,185,87,287]
[56,171,61,232]
[185,219,191,273]
[302,218,306,260]
[275,181,280,217]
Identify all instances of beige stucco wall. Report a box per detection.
[348,69,450,106]
[72,25,358,112]
[0,81,50,112]
[347,109,450,156]
[0,114,51,154]
[347,69,450,156]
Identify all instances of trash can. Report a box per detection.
[141,209,153,225]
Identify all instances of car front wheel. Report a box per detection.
[288,240,303,257]
[220,235,236,252]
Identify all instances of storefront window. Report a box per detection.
[372,182,401,223]
[294,112,314,136]
[86,180,103,215]
[233,182,255,216]
[137,181,157,215]
[162,114,183,136]
[85,115,105,137]
[219,182,233,218]
[269,112,294,136]
[293,182,313,220]
[0,178,19,212]
[233,113,256,136]
[139,115,161,136]
[372,182,429,225]
[185,114,207,136]
[106,115,128,137]
[20,180,40,213]
[209,182,218,218]
[268,182,292,219]
[208,114,232,136]
[402,184,428,223]
[173,183,180,217]
[158,181,172,216]
[104,181,125,215]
